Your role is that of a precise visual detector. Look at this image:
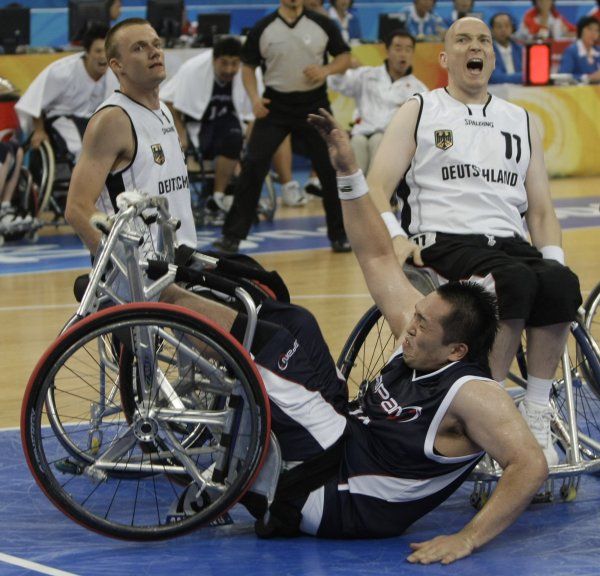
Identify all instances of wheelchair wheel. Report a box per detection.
[337,305,397,396]
[580,283,600,392]
[22,303,271,540]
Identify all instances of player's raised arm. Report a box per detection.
[308,109,421,338]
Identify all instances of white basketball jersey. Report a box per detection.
[401,88,531,238]
[96,91,197,248]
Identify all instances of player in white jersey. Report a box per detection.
[15,24,118,162]
[366,17,582,466]
[65,18,229,316]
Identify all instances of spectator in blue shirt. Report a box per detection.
[399,0,447,42]
[559,16,600,83]
[490,13,524,84]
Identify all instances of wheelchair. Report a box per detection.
[21,192,290,539]
[337,266,600,507]
[184,120,276,228]
[23,122,77,224]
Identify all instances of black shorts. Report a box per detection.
[418,233,582,326]
[234,299,349,463]
[199,114,243,160]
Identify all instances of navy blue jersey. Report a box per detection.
[316,352,491,538]
[201,80,236,124]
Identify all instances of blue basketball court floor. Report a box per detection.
[1,195,600,575]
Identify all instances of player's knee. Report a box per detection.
[541,265,581,308]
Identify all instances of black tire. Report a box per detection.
[337,305,397,397]
[22,303,271,540]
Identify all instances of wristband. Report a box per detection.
[540,245,565,265]
[380,211,406,239]
[336,169,369,201]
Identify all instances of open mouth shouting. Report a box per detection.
[466,58,484,75]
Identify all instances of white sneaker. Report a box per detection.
[212,192,233,212]
[281,180,307,207]
[519,400,559,466]
[0,210,32,230]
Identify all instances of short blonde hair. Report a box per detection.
[105,18,150,61]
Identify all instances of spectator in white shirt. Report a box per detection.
[15,23,118,162]
[328,30,428,174]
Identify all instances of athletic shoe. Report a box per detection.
[213,191,233,212]
[0,209,32,231]
[331,238,352,253]
[281,180,307,207]
[212,236,240,255]
[518,400,559,466]
[304,177,323,198]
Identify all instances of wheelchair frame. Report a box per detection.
[21,194,282,539]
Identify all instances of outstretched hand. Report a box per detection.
[407,533,475,565]
[307,108,359,175]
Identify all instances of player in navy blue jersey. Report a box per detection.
[176,109,548,563]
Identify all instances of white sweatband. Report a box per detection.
[336,169,369,201]
[540,245,565,265]
[380,211,406,239]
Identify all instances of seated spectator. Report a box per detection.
[15,23,117,162]
[518,0,576,40]
[328,0,362,44]
[328,30,427,174]
[444,0,484,27]
[161,37,253,214]
[490,13,524,84]
[558,17,600,84]
[399,0,447,42]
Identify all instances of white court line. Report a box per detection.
[0,553,79,576]
[0,303,77,313]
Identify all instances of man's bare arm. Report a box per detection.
[65,108,133,254]
[304,52,351,84]
[408,381,548,565]
[524,117,562,250]
[367,99,424,265]
[308,109,421,338]
[242,64,270,118]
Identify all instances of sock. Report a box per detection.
[526,375,553,406]
[1,201,10,210]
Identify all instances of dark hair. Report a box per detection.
[82,22,110,52]
[105,18,150,60]
[436,281,499,374]
[489,12,516,31]
[576,16,600,38]
[385,28,416,48]
[213,36,242,59]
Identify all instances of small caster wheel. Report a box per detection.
[560,484,577,502]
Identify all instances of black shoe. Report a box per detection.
[212,236,240,254]
[331,238,351,253]
[304,181,323,198]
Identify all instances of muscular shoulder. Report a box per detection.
[85,106,133,155]
[446,378,513,422]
